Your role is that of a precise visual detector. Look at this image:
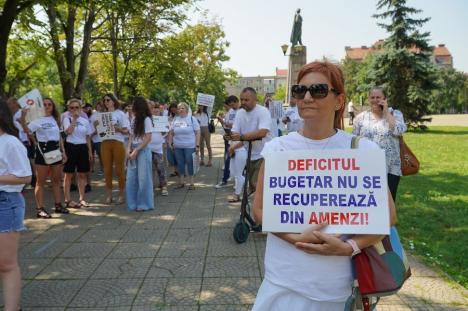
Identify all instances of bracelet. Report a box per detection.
[345,239,361,257]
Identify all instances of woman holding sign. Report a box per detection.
[352,87,407,201]
[194,105,213,167]
[252,61,397,311]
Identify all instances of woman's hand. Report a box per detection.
[380,98,389,115]
[93,120,99,127]
[62,153,68,164]
[129,149,138,161]
[295,231,353,256]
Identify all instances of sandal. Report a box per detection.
[206,162,212,167]
[228,195,241,203]
[105,196,113,204]
[79,200,90,208]
[169,172,179,177]
[188,184,195,190]
[36,207,52,219]
[65,200,81,209]
[174,183,185,189]
[54,203,70,214]
[117,196,125,205]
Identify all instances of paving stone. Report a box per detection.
[121,228,168,243]
[398,276,467,305]
[407,256,440,277]
[21,279,85,307]
[70,279,142,307]
[35,258,102,279]
[108,242,161,258]
[147,257,204,278]
[79,228,129,242]
[91,258,153,279]
[157,240,207,258]
[33,227,87,242]
[208,229,256,257]
[20,229,45,243]
[204,257,260,278]
[60,242,116,258]
[19,241,71,258]
[200,278,260,305]
[199,305,253,311]
[132,306,198,311]
[133,278,201,306]
[20,258,52,279]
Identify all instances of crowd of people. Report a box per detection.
[0,60,408,310]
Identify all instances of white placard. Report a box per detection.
[269,101,284,119]
[192,152,200,175]
[18,89,45,122]
[96,112,117,140]
[196,93,215,107]
[262,149,389,235]
[152,116,170,132]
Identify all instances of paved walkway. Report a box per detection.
[1,133,467,310]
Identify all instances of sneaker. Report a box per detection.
[161,187,169,196]
[70,184,78,192]
[85,184,92,193]
[215,181,228,189]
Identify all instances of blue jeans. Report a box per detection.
[222,139,230,183]
[166,144,177,166]
[174,148,196,176]
[126,146,154,211]
[0,191,26,233]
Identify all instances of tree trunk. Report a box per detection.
[75,3,96,98]
[0,0,20,98]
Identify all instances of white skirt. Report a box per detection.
[252,279,346,311]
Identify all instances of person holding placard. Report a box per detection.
[251,61,397,311]
[352,87,407,201]
[0,99,32,311]
[230,87,272,194]
[99,93,130,204]
[20,98,69,218]
[126,97,154,211]
[149,102,168,196]
[167,102,200,190]
[194,105,213,167]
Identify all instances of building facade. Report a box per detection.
[224,67,287,97]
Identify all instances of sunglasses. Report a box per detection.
[104,98,112,102]
[291,84,339,99]
[69,106,80,110]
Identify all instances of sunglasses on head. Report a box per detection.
[291,84,339,99]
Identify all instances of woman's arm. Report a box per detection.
[86,136,93,162]
[0,175,31,185]
[388,109,407,136]
[195,130,201,151]
[135,133,152,152]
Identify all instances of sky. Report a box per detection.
[190,0,468,77]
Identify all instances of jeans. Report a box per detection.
[166,145,177,166]
[222,139,230,183]
[126,146,154,211]
[0,191,26,233]
[174,148,196,176]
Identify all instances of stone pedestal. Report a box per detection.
[286,45,307,104]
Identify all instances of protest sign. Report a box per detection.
[269,101,284,119]
[96,112,117,140]
[18,89,45,122]
[196,93,215,107]
[262,149,389,235]
[152,116,170,132]
[192,152,200,175]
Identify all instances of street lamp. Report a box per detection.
[281,44,289,56]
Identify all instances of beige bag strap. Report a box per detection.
[351,136,361,149]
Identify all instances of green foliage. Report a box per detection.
[430,68,468,114]
[273,84,286,101]
[342,54,375,104]
[370,0,439,126]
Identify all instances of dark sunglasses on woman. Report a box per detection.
[291,84,339,99]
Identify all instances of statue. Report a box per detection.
[290,9,303,47]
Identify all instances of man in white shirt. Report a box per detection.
[282,97,303,133]
[230,87,272,193]
[348,100,355,125]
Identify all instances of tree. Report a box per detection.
[431,68,468,114]
[370,0,439,126]
[273,84,286,101]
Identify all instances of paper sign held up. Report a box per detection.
[96,112,117,140]
[152,116,170,132]
[196,93,215,107]
[262,149,390,235]
[18,89,45,122]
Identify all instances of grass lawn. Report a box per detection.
[394,126,468,288]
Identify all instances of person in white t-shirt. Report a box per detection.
[251,61,397,311]
[348,100,355,125]
[230,87,272,193]
[0,99,32,311]
[89,101,104,174]
[148,102,168,196]
[62,98,93,209]
[282,97,303,133]
[20,97,69,218]
[194,105,213,167]
[126,97,154,211]
[97,93,130,204]
[167,102,200,190]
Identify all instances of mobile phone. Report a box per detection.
[223,128,232,135]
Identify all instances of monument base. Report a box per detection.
[286,45,307,104]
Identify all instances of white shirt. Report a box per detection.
[110,110,130,143]
[348,101,354,113]
[13,110,28,142]
[131,117,153,145]
[283,106,303,133]
[232,104,272,161]
[225,108,237,127]
[149,132,165,154]
[63,116,93,144]
[261,130,378,302]
[171,115,200,149]
[89,112,101,143]
[0,133,32,192]
[28,116,61,142]
[194,112,209,127]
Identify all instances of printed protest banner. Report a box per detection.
[196,93,215,107]
[18,89,45,122]
[152,116,170,132]
[269,101,284,119]
[96,112,117,140]
[262,149,389,234]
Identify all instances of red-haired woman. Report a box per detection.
[252,61,397,310]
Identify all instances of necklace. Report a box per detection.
[298,128,337,151]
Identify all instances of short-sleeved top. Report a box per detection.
[130,117,153,145]
[89,112,101,143]
[13,110,28,142]
[149,132,165,154]
[28,116,61,142]
[261,130,379,302]
[171,116,200,149]
[63,116,93,145]
[232,104,272,161]
[194,112,209,127]
[284,106,303,133]
[110,110,130,143]
[352,109,407,176]
[348,101,354,113]
[0,133,32,192]
[225,108,237,127]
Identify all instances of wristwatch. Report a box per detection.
[345,239,361,257]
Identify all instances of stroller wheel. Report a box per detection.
[233,222,250,243]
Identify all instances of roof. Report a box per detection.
[344,47,374,60]
[276,68,288,76]
[433,45,451,57]
[345,42,452,60]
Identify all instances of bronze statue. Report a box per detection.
[290,9,303,47]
